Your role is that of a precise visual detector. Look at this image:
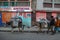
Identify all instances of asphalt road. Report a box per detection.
[0,32,60,40]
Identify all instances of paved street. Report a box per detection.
[0,32,60,40]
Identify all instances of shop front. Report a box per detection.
[36,11,46,22]
[36,10,58,28]
[36,10,60,22]
[0,6,32,27]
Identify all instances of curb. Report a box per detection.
[0,30,46,33]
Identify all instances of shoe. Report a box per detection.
[51,33,55,35]
[46,31,49,34]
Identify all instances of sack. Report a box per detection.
[55,20,60,27]
[13,21,18,27]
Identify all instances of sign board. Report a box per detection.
[0,6,32,12]
[12,7,31,12]
[0,6,11,11]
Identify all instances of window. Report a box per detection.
[0,0,8,1]
[46,12,52,20]
[17,0,29,1]
[44,0,52,2]
[54,4,60,8]
[54,0,60,2]
[3,2,9,6]
[43,3,52,8]
[10,2,15,6]
[0,2,3,6]
[16,2,30,6]
[10,0,15,1]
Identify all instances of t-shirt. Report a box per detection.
[50,18,55,25]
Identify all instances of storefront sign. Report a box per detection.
[0,6,32,12]
[13,8,29,10]
[0,6,11,11]
[12,7,31,11]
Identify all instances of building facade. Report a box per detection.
[0,0,32,27]
[36,0,60,21]
[0,0,60,27]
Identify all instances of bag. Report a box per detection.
[55,20,60,27]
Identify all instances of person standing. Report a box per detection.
[10,18,18,32]
[54,17,60,34]
[47,16,55,35]
[18,18,22,32]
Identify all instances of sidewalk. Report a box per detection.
[0,26,48,32]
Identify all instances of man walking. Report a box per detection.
[47,16,55,35]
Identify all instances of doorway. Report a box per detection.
[46,12,52,20]
[57,12,60,19]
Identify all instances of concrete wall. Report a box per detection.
[36,0,43,10]
[36,0,60,11]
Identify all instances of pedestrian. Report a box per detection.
[39,21,42,32]
[38,18,42,32]
[47,16,55,35]
[54,17,60,34]
[10,18,18,32]
[6,21,8,27]
[39,18,45,32]
[10,20,14,32]
[47,19,50,34]
[18,18,22,32]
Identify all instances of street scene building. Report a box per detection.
[0,0,60,27]
[0,0,60,39]
[36,0,60,22]
[0,0,32,27]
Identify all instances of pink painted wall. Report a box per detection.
[36,11,46,21]
[52,12,57,18]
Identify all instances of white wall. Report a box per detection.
[36,0,43,10]
[36,0,60,11]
